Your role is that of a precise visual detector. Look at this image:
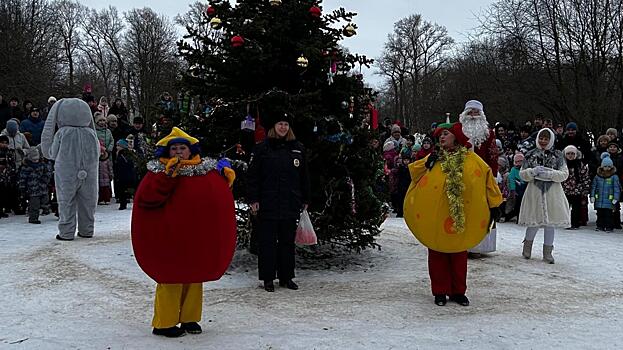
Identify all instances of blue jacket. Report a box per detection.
[19,117,45,145]
[591,167,621,209]
[19,160,52,197]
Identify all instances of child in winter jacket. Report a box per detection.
[95,114,115,152]
[591,153,621,232]
[506,153,526,222]
[19,148,52,224]
[562,145,592,229]
[393,156,412,217]
[113,139,136,210]
[98,143,114,204]
[415,137,434,160]
[0,135,17,218]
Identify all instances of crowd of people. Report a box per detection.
[0,88,184,221]
[381,111,623,233]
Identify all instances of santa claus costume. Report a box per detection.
[131,127,237,338]
[403,123,502,306]
[459,100,500,255]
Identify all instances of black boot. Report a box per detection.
[29,219,42,224]
[264,280,274,292]
[279,279,299,290]
[55,234,74,241]
[119,203,127,210]
[180,322,202,334]
[434,294,447,306]
[152,326,186,338]
[449,294,470,306]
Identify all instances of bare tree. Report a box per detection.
[51,0,87,94]
[0,0,61,103]
[124,7,179,122]
[377,14,454,131]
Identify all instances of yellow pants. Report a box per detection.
[152,283,203,328]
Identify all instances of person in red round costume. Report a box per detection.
[131,127,236,338]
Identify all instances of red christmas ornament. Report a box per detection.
[231,35,245,48]
[309,6,322,18]
[206,6,216,16]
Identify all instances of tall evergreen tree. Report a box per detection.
[178,0,387,251]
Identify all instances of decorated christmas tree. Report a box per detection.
[178,0,387,251]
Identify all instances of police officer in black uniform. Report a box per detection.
[247,107,311,292]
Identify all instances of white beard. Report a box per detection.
[460,111,490,148]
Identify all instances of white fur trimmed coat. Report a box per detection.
[518,128,570,227]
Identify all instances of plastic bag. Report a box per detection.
[295,210,317,245]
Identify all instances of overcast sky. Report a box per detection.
[81,0,495,86]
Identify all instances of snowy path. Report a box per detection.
[1,205,622,349]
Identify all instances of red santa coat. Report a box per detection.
[473,129,499,177]
[131,158,236,284]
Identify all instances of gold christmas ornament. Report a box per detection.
[269,0,282,6]
[296,55,309,68]
[343,23,357,37]
[210,17,222,29]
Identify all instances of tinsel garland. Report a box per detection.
[439,147,468,234]
[147,158,218,177]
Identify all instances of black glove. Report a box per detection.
[489,207,501,228]
[425,152,438,170]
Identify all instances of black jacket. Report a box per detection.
[114,149,137,186]
[247,138,311,220]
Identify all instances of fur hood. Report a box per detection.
[597,166,617,178]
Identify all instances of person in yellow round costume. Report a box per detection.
[403,122,502,306]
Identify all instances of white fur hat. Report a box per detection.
[464,100,484,112]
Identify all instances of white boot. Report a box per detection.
[522,240,533,259]
[543,245,555,264]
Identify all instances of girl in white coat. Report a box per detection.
[518,128,570,263]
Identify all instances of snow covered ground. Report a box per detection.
[1,205,622,349]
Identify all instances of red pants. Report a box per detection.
[428,249,468,296]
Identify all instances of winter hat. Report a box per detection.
[154,127,201,158]
[565,122,578,131]
[0,135,9,143]
[422,137,432,145]
[464,100,484,112]
[106,114,118,123]
[382,141,395,152]
[433,122,472,149]
[495,139,503,150]
[606,128,618,138]
[27,148,40,162]
[513,153,525,164]
[563,145,579,158]
[607,142,621,152]
[6,119,18,136]
[259,91,294,129]
[597,134,610,145]
[48,96,57,103]
[133,116,144,124]
[391,125,401,134]
[601,152,614,168]
[412,143,422,152]
[116,139,129,149]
